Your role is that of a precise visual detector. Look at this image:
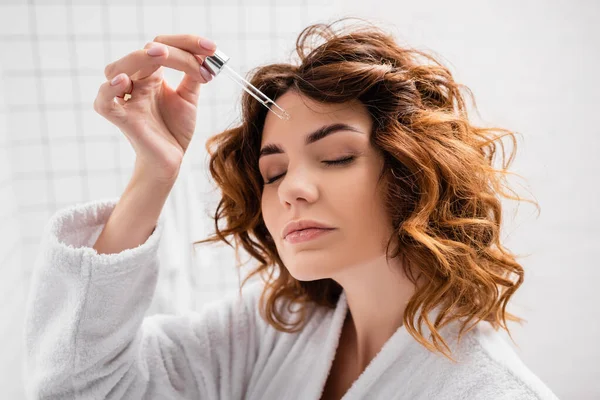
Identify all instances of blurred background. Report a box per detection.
[0,0,598,398]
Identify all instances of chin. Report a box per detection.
[281,255,338,282]
[286,268,328,282]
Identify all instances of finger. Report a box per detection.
[136,37,215,80]
[104,46,164,81]
[113,74,135,106]
[153,34,217,56]
[133,42,166,80]
[93,73,131,126]
[137,42,213,83]
[105,42,212,83]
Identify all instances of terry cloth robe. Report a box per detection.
[23,198,560,400]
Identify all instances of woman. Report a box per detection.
[24,18,559,400]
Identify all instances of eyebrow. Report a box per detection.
[259,123,363,159]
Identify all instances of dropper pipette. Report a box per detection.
[202,49,291,121]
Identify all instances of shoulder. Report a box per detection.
[438,321,560,400]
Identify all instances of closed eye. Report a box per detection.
[263,156,355,185]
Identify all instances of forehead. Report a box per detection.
[261,90,372,145]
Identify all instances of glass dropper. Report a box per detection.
[202,49,291,121]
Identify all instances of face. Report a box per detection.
[259,90,393,282]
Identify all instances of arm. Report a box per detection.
[92,162,176,255]
[23,194,263,399]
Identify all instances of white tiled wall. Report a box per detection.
[0,64,28,400]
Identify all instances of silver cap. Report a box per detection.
[203,49,230,76]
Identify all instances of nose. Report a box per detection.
[278,165,319,208]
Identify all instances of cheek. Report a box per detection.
[329,164,378,207]
[261,190,278,234]
[331,161,388,232]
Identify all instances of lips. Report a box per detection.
[285,227,335,244]
[282,219,335,239]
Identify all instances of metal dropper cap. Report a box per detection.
[203,49,230,76]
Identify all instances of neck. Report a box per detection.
[334,253,419,370]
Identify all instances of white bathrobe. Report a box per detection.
[23,198,560,400]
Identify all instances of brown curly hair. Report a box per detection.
[194,17,539,362]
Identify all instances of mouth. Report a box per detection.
[284,227,336,244]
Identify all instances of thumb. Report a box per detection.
[175,54,213,104]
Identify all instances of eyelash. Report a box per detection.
[264,156,356,185]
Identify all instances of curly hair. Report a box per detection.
[194,17,539,362]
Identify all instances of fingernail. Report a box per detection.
[147,45,166,56]
[198,38,216,51]
[111,74,124,86]
[199,65,213,82]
